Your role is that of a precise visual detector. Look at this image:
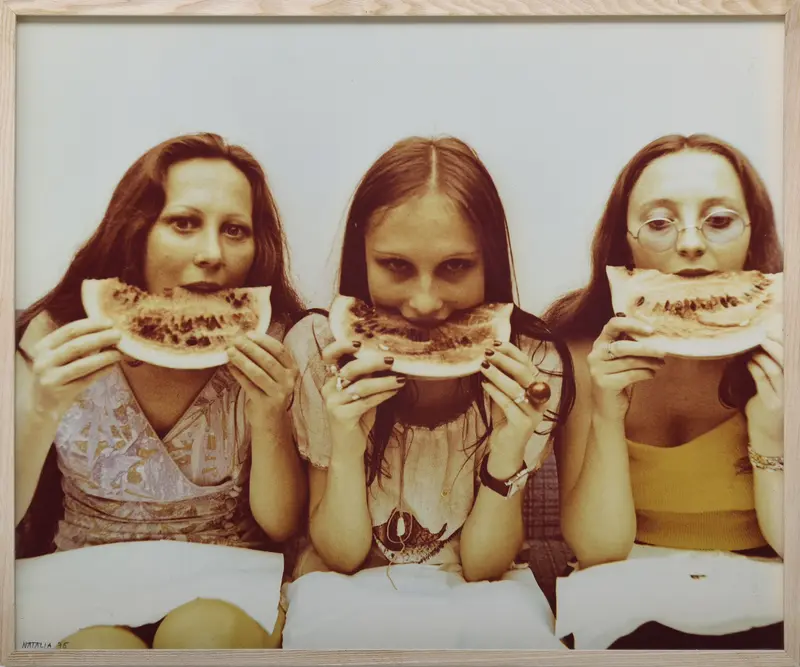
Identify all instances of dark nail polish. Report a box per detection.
[493,339,503,347]
[615,312,626,317]
[485,349,494,357]
[396,375,406,384]
[384,356,394,365]
[352,341,362,348]
[481,360,490,369]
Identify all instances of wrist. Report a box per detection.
[329,438,367,470]
[486,445,527,480]
[747,430,783,458]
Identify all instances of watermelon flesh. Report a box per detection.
[81,278,273,370]
[328,295,514,379]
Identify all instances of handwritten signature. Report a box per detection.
[21,641,70,649]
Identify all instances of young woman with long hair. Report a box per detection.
[544,133,784,649]
[279,135,576,649]
[15,132,307,649]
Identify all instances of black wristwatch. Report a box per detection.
[479,455,536,499]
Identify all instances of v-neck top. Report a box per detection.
[51,347,277,552]
[627,413,767,551]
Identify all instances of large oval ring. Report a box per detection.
[526,381,552,404]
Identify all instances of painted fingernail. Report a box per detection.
[384,356,394,365]
[615,312,626,317]
[481,360,490,369]
[396,375,406,384]
[484,349,495,357]
[493,339,503,347]
[352,341,362,348]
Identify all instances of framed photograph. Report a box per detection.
[1,1,797,666]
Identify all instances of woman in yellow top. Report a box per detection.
[544,133,784,649]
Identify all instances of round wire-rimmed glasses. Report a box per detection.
[627,210,751,253]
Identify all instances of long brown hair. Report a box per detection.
[542,133,783,408]
[17,132,305,341]
[311,135,576,486]
[16,132,306,557]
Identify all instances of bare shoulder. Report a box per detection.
[18,311,59,359]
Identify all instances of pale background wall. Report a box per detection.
[15,18,784,316]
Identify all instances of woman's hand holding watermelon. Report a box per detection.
[480,341,552,455]
[226,332,300,421]
[588,315,667,420]
[24,318,124,422]
[745,330,784,454]
[320,339,405,456]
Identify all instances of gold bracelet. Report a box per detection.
[748,447,784,472]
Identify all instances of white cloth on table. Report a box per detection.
[282,562,566,650]
[554,544,783,649]
[15,540,284,650]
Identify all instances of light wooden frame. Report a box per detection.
[0,1,797,666]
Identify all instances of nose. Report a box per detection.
[194,229,223,268]
[675,224,707,259]
[403,277,445,322]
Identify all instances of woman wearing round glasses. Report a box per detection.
[543,134,784,649]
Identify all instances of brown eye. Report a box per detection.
[168,215,198,232]
[442,259,474,273]
[644,218,673,233]
[379,259,411,274]
[224,223,250,240]
[705,214,736,230]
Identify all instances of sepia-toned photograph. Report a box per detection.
[9,13,788,655]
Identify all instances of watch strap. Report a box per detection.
[479,455,535,498]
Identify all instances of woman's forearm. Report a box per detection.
[460,444,526,582]
[561,412,637,568]
[749,431,784,559]
[309,444,373,574]
[249,412,307,543]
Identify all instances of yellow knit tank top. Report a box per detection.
[627,412,767,551]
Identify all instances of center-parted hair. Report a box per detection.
[330,135,576,486]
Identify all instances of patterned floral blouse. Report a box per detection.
[284,314,564,575]
[42,317,287,552]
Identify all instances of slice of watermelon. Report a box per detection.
[606,266,783,358]
[81,278,273,369]
[328,295,514,378]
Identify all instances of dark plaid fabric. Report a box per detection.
[523,452,563,541]
[519,452,574,610]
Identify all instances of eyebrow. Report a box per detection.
[163,206,252,225]
[638,197,742,216]
[372,250,480,260]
